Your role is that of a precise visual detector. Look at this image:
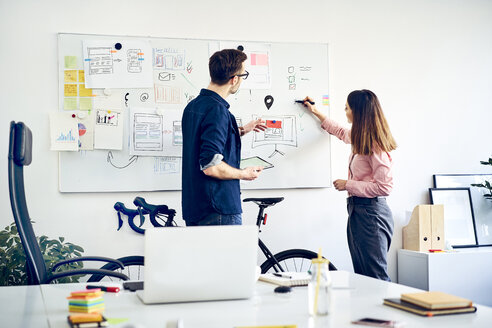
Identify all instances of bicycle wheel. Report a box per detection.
[260,249,337,274]
[87,256,144,282]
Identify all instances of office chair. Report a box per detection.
[8,121,129,284]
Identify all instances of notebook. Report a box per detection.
[383,298,477,316]
[136,225,258,304]
[259,272,311,287]
[400,291,473,309]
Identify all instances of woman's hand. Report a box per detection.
[333,179,347,191]
[243,118,267,135]
[302,96,326,122]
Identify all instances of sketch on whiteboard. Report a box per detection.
[87,47,113,75]
[107,151,138,169]
[127,49,143,73]
[154,157,180,174]
[83,40,153,88]
[252,115,297,158]
[158,71,176,81]
[96,110,119,126]
[153,48,186,70]
[129,109,164,156]
[154,85,182,104]
[172,121,182,146]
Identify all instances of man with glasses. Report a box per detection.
[181,49,266,226]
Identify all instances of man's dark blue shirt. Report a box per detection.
[181,89,242,224]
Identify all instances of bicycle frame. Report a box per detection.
[255,204,285,273]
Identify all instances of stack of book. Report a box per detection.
[67,289,105,313]
[384,291,477,316]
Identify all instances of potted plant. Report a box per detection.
[0,221,85,286]
[471,157,492,201]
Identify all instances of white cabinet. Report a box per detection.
[397,248,492,307]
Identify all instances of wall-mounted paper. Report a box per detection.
[219,41,272,89]
[94,109,124,150]
[83,39,153,88]
[129,107,164,156]
[50,112,79,151]
[77,111,95,151]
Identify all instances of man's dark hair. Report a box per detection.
[209,49,247,86]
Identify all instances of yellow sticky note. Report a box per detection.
[64,98,77,110]
[65,56,77,69]
[64,84,77,97]
[79,84,93,97]
[78,70,85,83]
[79,98,93,110]
[64,70,78,83]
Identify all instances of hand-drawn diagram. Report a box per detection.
[107,151,138,169]
[154,85,182,104]
[172,121,182,146]
[153,48,185,70]
[88,47,113,75]
[127,49,143,73]
[287,66,296,90]
[96,110,119,126]
[252,115,297,158]
[132,112,163,155]
[154,157,180,174]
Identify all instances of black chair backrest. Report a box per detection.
[8,121,48,285]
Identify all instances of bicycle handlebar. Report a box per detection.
[133,197,177,227]
[114,202,147,234]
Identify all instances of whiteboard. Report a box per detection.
[57,33,331,192]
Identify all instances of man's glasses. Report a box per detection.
[230,70,249,80]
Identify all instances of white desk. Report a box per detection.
[398,248,492,307]
[0,284,49,328]
[37,271,492,328]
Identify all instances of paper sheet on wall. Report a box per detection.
[161,109,183,157]
[219,41,272,89]
[83,39,153,88]
[76,111,95,150]
[129,107,165,156]
[49,112,79,151]
[94,109,124,150]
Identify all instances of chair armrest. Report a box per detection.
[47,269,129,283]
[52,256,124,272]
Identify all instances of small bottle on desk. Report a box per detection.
[308,257,332,316]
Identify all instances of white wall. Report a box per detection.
[2,0,491,281]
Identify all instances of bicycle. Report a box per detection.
[88,197,336,282]
[243,197,336,273]
[87,197,176,282]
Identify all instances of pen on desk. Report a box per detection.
[273,272,292,279]
[86,285,120,293]
[295,99,315,105]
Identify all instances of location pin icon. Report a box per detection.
[264,95,274,110]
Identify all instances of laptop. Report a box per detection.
[136,225,258,304]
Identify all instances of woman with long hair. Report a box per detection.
[303,90,397,281]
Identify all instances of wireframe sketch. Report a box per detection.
[154,85,182,104]
[133,113,163,152]
[252,115,297,158]
[127,49,143,73]
[88,47,113,75]
[154,157,180,174]
[172,121,182,146]
[153,48,185,70]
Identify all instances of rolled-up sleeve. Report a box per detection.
[345,151,393,197]
[199,107,229,169]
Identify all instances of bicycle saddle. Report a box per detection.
[243,197,284,206]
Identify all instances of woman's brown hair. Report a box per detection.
[347,89,397,155]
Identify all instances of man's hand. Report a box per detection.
[240,166,263,181]
[333,179,347,191]
[243,118,267,134]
